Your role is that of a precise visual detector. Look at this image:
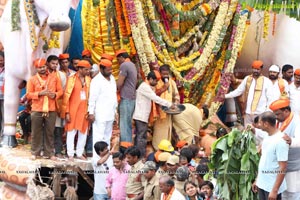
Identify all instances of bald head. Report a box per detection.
[159,176,174,194]
[260,111,277,127]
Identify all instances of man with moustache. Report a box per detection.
[26,58,63,160]
[288,69,300,116]
[124,146,144,200]
[88,59,118,155]
[142,161,161,200]
[152,64,180,150]
[61,60,92,160]
[252,111,288,200]
[116,49,137,149]
[225,60,274,125]
[133,71,173,158]
[106,152,131,200]
[269,99,300,199]
[46,55,67,158]
[268,65,289,100]
[281,64,294,85]
[58,53,75,76]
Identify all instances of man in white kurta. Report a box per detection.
[270,99,300,200]
[289,69,300,116]
[88,59,117,156]
[225,60,274,126]
[268,64,289,100]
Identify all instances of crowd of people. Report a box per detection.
[0,49,215,200]
[226,60,300,200]
[1,48,299,200]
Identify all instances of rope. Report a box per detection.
[64,186,78,200]
[26,171,55,200]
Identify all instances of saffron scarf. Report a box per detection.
[36,73,49,116]
[163,187,175,200]
[246,75,264,113]
[146,80,159,125]
[277,112,293,132]
[156,79,173,119]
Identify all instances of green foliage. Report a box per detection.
[239,0,300,20]
[209,128,260,200]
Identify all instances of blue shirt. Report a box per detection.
[256,131,289,193]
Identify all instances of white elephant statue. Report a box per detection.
[0,0,79,147]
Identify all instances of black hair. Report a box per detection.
[100,65,106,70]
[112,152,125,160]
[83,58,93,65]
[196,163,209,179]
[159,64,170,72]
[157,161,167,167]
[124,146,141,158]
[0,51,4,58]
[260,111,276,127]
[188,144,200,158]
[216,128,228,138]
[202,105,209,119]
[46,55,59,63]
[184,181,197,192]
[282,64,293,72]
[166,178,175,187]
[94,141,108,155]
[147,71,158,80]
[279,106,291,112]
[199,157,209,164]
[117,52,130,59]
[180,148,194,163]
[254,116,260,124]
[199,180,214,190]
[72,57,81,62]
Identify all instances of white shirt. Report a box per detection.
[133,82,172,123]
[254,128,268,146]
[225,75,274,114]
[269,78,289,100]
[289,82,300,116]
[88,72,117,122]
[256,131,289,193]
[93,155,113,195]
[160,188,185,200]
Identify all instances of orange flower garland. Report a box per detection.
[272,12,276,36]
[114,0,127,37]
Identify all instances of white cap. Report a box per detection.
[269,65,280,72]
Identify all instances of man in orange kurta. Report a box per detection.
[26,58,63,160]
[61,60,91,160]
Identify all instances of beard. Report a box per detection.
[269,75,278,80]
[102,72,111,77]
[252,72,260,77]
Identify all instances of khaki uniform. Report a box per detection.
[126,160,144,200]
[156,167,167,178]
[143,174,161,200]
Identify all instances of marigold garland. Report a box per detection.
[115,0,127,38]
[263,10,270,40]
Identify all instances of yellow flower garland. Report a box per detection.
[82,0,120,76]
[226,13,248,72]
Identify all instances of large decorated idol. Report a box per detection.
[0,0,79,147]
